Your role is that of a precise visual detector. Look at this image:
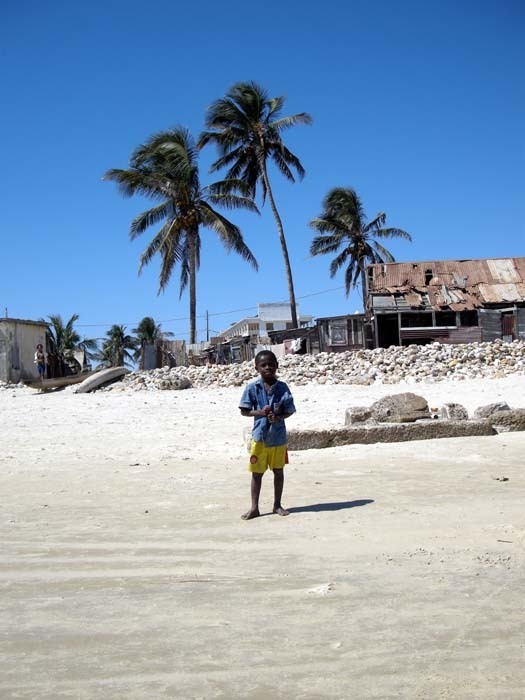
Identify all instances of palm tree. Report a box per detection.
[77,337,99,365]
[43,314,98,375]
[309,188,412,313]
[132,316,174,366]
[104,127,258,343]
[97,325,137,368]
[45,314,81,357]
[199,81,312,329]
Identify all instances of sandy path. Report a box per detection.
[1,377,524,699]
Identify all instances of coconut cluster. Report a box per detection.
[106,339,525,391]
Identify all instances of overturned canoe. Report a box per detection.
[23,372,95,391]
[75,366,130,393]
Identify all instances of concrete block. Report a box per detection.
[473,402,511,419]
[440,403,468,421]
[345,406,373,425]
[370,393,430,423]
[490,409,525,432]
[287,420,496,451]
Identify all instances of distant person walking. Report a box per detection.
[34,344,46,382]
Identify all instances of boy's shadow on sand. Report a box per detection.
[288,499,374,514]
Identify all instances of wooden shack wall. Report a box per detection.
[318,317,365,352]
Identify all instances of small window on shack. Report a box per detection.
[401,312,432,328]
[459,310,478,327]
[328,321,348,345]
[435,310,456,326]
[425,269,433,285]
[351,318,363,345]
[265,322,274,331]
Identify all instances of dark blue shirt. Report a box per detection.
[239,377,296,447]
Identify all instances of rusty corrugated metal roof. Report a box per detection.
[368,257,525,310]
[478,282,525,303]
[486,258,520,283]
[0,317,48,327]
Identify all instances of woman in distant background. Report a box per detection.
[34,343,46,382]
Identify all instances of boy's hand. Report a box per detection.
[249,405,272,417]
[240,406,273,418]
[267,411,282,423]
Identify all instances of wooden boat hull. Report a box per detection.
[75,366,129,393]
[23,372,95,391]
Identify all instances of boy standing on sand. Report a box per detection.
[239,350,296,520]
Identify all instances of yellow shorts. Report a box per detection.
[248,440,288,473]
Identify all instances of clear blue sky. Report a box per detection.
[2,0,523,342]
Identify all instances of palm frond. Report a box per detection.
[322,188,363,220]
[372,242,396,262]
[130,202,172,239]
[64,314,80,332]
[345,262,360,295]
[206,192,259,213]
[351,262,363,289]
[206,146,244,172]
[138,220,184,276]
[204,96,252,132]
[157,236,184,293]
[310,233,345,257]
[206,178,254,197]
[364,212,387,231]
[309,216,350,237]
[200,203,258,269]
[103,168,165,200]
[270,113,313,131]
[78,337,99,352]
[329,248,352,277]
[178,240,190,296]
[131,127,196,167]
[279,143,307,179]
[266,95,285,119]
[373,227,412,241]
[271,149,296,182]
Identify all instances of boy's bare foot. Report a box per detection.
[241,508,260,520]
[273,506,289,516]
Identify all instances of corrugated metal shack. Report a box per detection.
[315,314,367,352]
[0,318,48,383]
[142,340,187,369]
[267,326,321,354]
[367,257,525,347]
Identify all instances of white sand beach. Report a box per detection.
[1,375,524,699]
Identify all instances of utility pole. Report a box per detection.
[206,310,209,342]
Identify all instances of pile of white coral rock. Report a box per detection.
[106,339,525,391]
[0,380,25,391]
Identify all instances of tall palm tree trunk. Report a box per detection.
[360,264,368,316]
[189,232,197,344]
[259,160,299,329]
[140,340,145,371]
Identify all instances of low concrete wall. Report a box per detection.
[287,420,496,451]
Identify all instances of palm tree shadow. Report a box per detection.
[288,499,374,514]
